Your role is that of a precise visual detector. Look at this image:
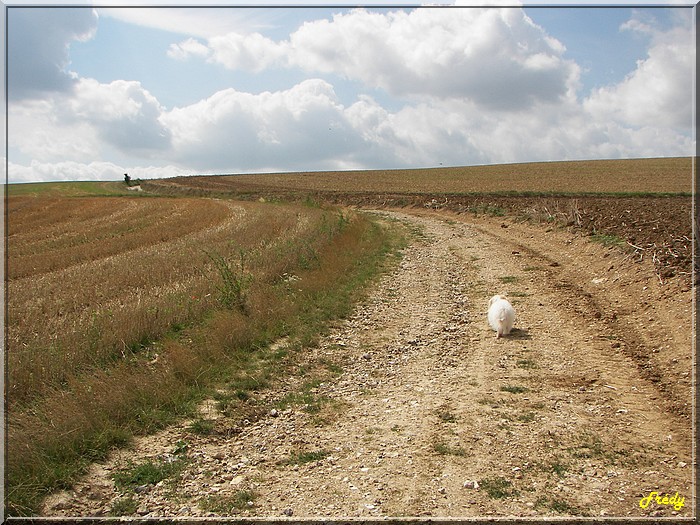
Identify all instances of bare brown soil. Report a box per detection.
[42,208,694,519]
[331,193,694,285]
[144,157,693,194]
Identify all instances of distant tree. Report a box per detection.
[124,173,131,186]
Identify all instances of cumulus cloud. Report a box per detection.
[9,78,171,166]
[161,79,367,172]
[583,11,694,131]
[167,33,285,72]
[7,7,97,100]
[64,78,172,154]
[207,32,286,72]
[9,98,102,163]
[289,8,580,109]
[181,8,580,112]
[167,37,211,61]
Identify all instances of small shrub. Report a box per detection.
[437,410,458,423]
[516,359,538,369]
[550,461,569,477]
[469,203,506,217]
[517,412,536,423]
[535,496,581,515]
[187,419,215,435]
[204,250,252,313]
[590,232,624,248]
[109,496,138,516]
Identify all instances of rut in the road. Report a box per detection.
[43,210,693,519]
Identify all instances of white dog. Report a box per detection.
[488,295,516,338]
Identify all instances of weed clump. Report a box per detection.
[204,250,252,313]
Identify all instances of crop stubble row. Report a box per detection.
[7,196,339,406]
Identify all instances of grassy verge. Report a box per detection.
[6,202,406,516]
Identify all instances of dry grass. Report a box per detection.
[6,193,405,515]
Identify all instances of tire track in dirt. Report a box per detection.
[42,209,694,519]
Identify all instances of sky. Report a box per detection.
[4,3,697,183]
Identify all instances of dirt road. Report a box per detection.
[43,209,694,519]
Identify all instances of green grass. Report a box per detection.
[517,412,536,423]
[433,442,466,456]
[275,379,333,415]
[566,431,631,465]
[479,477,518,499]
[199,490,257,514]
[112,456,188,492]
[550,461,569,477]
[468,203,506,216]
[477,396,505,408]
[109,496,139,516]
[590,232,625,248]
[516,359,538,369]
[280,449,330,465]
[500,385,529,394]
[535,496,582,515]
[187,418,215,435]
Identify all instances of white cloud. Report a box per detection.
[9,98,102,163]
[208,32,286,72]
[9,78,171,168]
[161,79,368,173]
[64,78,172,153]
[167,37,211,60]
[98,7,274,39]
[583,12,694,131]
[189,8,581,112]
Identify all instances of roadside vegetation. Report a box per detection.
[6,189,406,516]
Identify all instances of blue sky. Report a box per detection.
[5,3,696,183]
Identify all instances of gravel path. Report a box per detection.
[43,209,694,519]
